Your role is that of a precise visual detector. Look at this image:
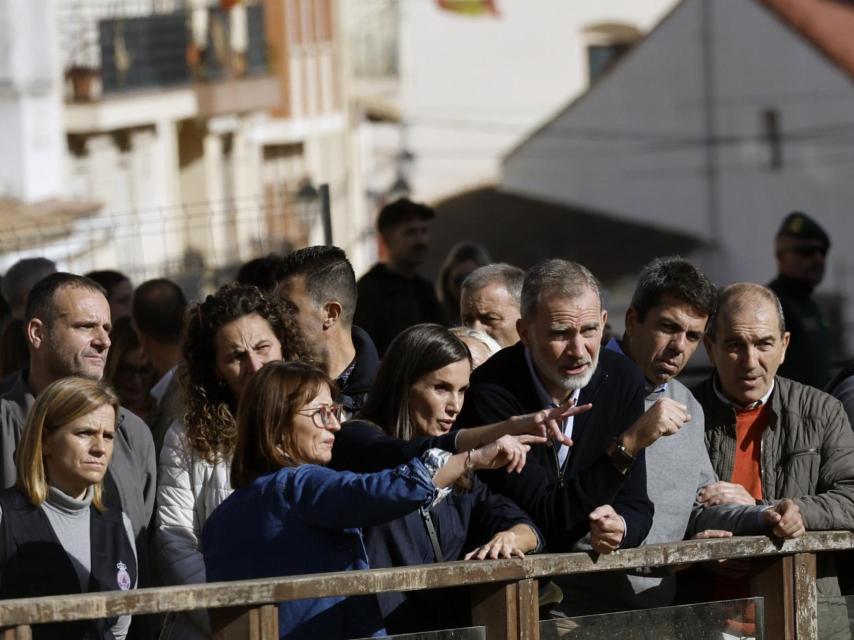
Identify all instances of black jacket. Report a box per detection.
[364,475,540,634]
[337,326,380,416]
[329,419,458,473]
[354,264,447,356]
[456,343,653,551]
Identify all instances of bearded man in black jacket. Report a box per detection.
[457,259,690,553]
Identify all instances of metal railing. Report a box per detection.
[0,531,851,639]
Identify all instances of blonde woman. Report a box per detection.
[0,377,136,640]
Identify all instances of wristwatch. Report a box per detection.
[607,437,636,475]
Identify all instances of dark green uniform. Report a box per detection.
[769,274,832,388]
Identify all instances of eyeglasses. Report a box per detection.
[298,403,343,428]
[790,245,828,258]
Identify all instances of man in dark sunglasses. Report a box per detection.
[768,211,831,388]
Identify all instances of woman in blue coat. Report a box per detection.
[355,324,545,635]
[201,361,529,640]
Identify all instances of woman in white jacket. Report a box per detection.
[156,283,305,639]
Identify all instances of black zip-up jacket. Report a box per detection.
[456,343,653,552]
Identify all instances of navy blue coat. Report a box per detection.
[203,461,436,640]
[364,476,541,634]
[456,343,653,552]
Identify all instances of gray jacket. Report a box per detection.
[0,372,156,548]
[694,374,854,640]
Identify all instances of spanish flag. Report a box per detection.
[437,0,499,16]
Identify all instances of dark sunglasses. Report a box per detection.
[790,245,828,258]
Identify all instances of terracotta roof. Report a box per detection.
[759,0,854,80]
[0,198,102,252]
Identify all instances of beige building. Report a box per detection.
[0,0,369,292]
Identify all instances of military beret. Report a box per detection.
[776,211,830,248]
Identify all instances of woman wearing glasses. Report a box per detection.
[155,284,305,640]
[202,361,529,640]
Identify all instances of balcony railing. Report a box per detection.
[0,531,851,639]
[59,1,269,101]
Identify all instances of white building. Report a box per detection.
[500,0,854,353]
[0,0,367,291]
[345,0,678,266]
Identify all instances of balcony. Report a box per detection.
[59,0,278,116]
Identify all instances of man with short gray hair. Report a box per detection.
[458,258,685,556]
[460,263,524,348]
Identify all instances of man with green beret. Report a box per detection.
[768,211,832,388]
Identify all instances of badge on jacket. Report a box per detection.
[116,562,131,591]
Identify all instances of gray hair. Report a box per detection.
[2,258,57,314]
[461,263,525,305]
[520,259,601,319]
[449,326,502,356]
[706,282,786,341]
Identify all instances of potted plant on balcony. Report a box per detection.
[65,65,100,101]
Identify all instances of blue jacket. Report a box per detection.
[202,461,437,640]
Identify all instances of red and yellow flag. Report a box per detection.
[437,0,499,17]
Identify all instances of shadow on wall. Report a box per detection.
[422,186,705,287]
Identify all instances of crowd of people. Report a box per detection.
[0,199,850,640]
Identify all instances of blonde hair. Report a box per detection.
[16,377,120,510]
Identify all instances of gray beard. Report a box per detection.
[550,350,599,392]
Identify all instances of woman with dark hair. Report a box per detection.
[156,284,305,640]
[353,324,543,633]
[0,377,136,639]
[203,361,526,640]
[104,316,155,422]
[436,242,491,324]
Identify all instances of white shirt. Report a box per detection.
[524,347,581,468]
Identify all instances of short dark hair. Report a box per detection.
[376,198,434,234]
[25,273,106,326]
[236,255,283,293]
[3,258,57,312]
[84,270,130,298]
[132,279,187,344]
[630,257,717,323]
[275,246,357,324]
[358,324,471,440]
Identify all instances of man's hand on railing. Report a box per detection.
[697,481,756,506]
[762,499,806,539]
[589,505,626,554]
[691,529,733,540]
